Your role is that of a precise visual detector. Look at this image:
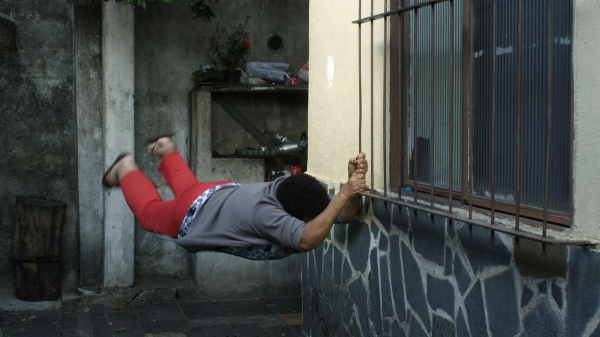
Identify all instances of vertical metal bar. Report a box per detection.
[543,0,554,258]
[384,0,389,199]
[468,0,474,223]
[359,0,363,154]
[515,0,523,252]
[413,6,419,208]
[448,0,454,234]
[398,1,405,196]
[370,0,375,192]
[461,0,471,206]
[568,0,574,226]
[430,4,436,210]
[400,0,408,194]
[490,0,497,246]
[389,0,402,190]
[468,0,474,237]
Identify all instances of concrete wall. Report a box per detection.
[133,0,309,290]
[0,0,79,295]
[305,0,600,335]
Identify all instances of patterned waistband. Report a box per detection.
[178,182,240,238]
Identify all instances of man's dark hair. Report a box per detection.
[276,174,330,220]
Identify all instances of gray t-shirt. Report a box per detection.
[171,176,307,252]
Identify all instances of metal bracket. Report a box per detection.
[212,95,278,151]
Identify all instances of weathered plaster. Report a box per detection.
[0,0,78,295]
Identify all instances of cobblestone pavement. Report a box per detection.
[0,297,302,337]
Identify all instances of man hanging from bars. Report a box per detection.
[102,134,369,260]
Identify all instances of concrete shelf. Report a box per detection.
[197,83,308,94]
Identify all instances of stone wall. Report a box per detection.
[0,0,78,294]
[302,194,600,336]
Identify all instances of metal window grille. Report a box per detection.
[353,0,597,252]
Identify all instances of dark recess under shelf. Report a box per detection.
[197,83,308,94]
[212,152,307,160]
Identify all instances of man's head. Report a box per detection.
[276,174,330,221]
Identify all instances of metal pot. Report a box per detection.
[278,142,300,154]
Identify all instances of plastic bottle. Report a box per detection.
[299,130,308,154]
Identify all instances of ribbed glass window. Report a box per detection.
[471,0,572,213]
[407,0,463,192]
[405,0,572,215]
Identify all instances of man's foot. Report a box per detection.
[145,134,176,159]
[102,153,134,188]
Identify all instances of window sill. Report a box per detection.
[360,190,598,248]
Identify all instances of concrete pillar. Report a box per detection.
[102,2,135,288]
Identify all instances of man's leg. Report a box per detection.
[149,137,201,197]
[104,155,181,238]
[120,170,182,238]
[147,136,229,230]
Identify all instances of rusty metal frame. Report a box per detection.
[354,0,592,248]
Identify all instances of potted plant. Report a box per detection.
[207,15,251,83]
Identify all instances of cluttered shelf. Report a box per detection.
[196,83,308,94]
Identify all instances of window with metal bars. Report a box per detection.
[385,0,573,227]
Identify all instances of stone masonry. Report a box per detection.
[302,187,600,336]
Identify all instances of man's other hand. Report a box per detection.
[343,153,369,198]
[347,152,369,178]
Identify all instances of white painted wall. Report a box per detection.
[572,0,600,239]
[307,0,387,192]
[308,0,600,241]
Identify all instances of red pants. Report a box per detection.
[120,151,230,238]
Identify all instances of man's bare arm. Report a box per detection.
[300,153,369,251]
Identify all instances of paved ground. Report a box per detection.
[0,297,302,337]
